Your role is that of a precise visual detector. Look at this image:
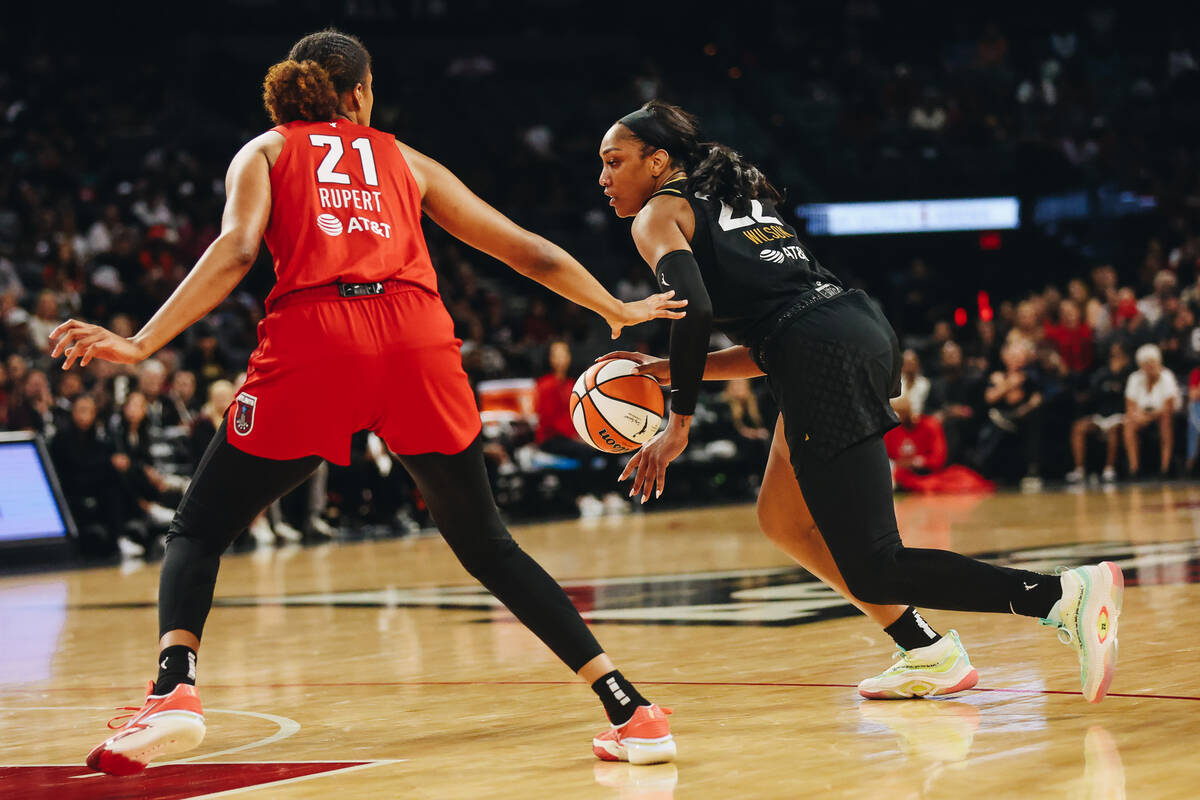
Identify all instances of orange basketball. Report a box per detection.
[569,359,665,453]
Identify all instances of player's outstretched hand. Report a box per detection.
[608,290,686,340]
[619,424,689,504]
[50,319,146,369]
[594,351,671,386]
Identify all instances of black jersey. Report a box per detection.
[652,177,841,345]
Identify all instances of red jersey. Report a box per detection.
[263,120,438,306]
[883,416,948,472]
[535,373,578,444]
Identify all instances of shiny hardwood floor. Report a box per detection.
[3,483,1200,798]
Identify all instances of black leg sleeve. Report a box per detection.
[795,435,1060,617]
[158,421,322,638]
[398,436,605,672]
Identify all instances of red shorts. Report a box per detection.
[227,286,481,465]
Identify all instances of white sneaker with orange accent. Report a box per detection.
[593,704,676,765]
[86,682,206,775]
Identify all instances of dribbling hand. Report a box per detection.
[594,351,671,385]
[50,319,146,369]
[608,291,687,340]
[619,422,689,504]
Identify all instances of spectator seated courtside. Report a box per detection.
[885,395,993,494]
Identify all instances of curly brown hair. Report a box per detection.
[261,30,371,124]
[262,60,338,124]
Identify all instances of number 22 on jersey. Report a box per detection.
[309,134,379,186]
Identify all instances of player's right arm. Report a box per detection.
[51,133,277,368]
[596,346,766,384]
[396,141,685,339]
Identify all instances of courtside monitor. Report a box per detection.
[0,432,75,554]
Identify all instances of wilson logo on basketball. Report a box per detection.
[596,428,628,452]
[316,213,344,237]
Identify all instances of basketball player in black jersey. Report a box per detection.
[597,101,1124,703]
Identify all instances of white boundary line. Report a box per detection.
[167,708,301,764]
[187,760,400,799]
[0,706,302,777]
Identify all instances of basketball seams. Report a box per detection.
[592,379,664,418]
[580,392,642,451]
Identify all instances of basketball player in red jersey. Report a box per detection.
[54,31,680,773]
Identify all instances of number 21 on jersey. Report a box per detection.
[309,134,378,186]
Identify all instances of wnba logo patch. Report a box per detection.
[233,392,257,436]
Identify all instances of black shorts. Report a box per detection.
[761,290,901,465]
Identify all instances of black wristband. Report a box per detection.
[656,249,713,416]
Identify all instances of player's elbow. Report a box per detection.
[512,234,557,278]
[218,232,259,270]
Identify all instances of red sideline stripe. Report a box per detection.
[21,681,1200,702]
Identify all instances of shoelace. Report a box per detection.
[616,705,674,730]
[106,706,143,730]
[1038,617,1074,644]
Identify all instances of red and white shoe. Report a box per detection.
[86,682,206,775]
[592,704,676,765]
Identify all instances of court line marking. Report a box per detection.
[0,761,404,798]
[187,760,399,799]
[166,708,301,764]
[8,683,1199,701]
[0,706,301,778]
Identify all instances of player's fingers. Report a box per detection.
[65,332,104,369]
[655,462,667,499]
[49,319,81,342]
[51,332,75,359]
[51,325,90,358]
[656,310,687,319]
[641,457,656,503]
[619,452,641,483]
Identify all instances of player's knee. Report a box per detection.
[839,543,906,605]
[447,527,518,578]
[755,497,784,541]
[165,513,225,558]
[756,498,814,547]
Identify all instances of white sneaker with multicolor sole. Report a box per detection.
[858,630,979,700]
[1042,561,1124,703]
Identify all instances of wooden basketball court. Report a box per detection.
[3,484,1199,798]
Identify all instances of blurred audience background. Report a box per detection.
[3,2,1200,557]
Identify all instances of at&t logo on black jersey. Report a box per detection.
[759,245,809,264]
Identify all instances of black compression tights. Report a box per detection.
[159,424,604,672]
[794,435,1061,617]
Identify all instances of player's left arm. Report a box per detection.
[396,141,684,338]
[619,198,714,503]
[51,135,273,368]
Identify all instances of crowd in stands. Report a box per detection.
[3,6,1200,559]
[888,258,1200,492]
